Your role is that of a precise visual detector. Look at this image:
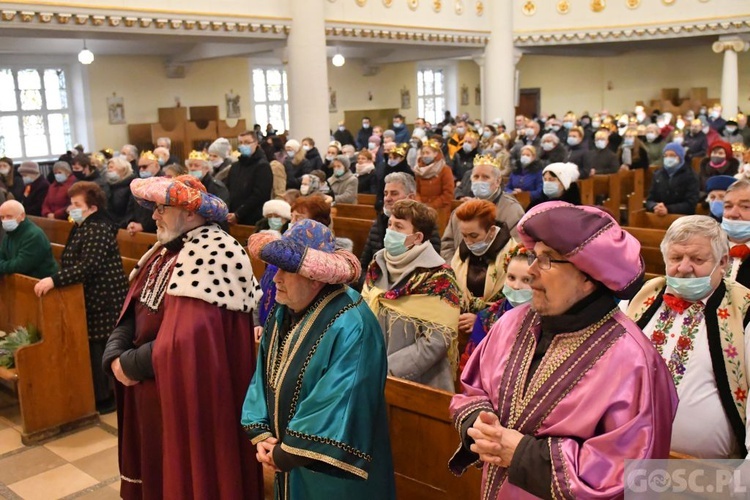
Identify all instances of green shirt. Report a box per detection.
[0,218,58,279]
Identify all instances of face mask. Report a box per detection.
[384,228,410,257]
[334,168,346,177]
[140,169,157,179]
[456,127,466,135]
[722,219,750,241]
[463,143,474,153]
[286,150,296,158]
[710,155,727,168]
[563,122,574,130]
[566,136,580,147]
[666,262,718,301]
[595,140,607,150]
[551,125,561,132]
[543,181,561,197]
[422,156,435,165]
[0,167,9,176]
[702,127,710,135]
[73,170,86,180]
[474,123,482,130]
[709,110,720,119]
[656,121,665,129]
[238,145,253,156]
[22,176,34,185]
[623,137,635,147]
[2,219,18,232]
[325,155,335,162]
[300,185,310,195]
[541,142,554,152]
[520,156,532,166]
[726,126,738,134]
[69,208,85,224]
[387,159,400,167]
[302,145,311,152]
[524,129,536,138]
[338,126,346,132]
[442,130,451,139]
[54,173,68,183]
[591,121,601,128]
[646,133,658,142]
[467,240,490,255]
[393,122,403,128]
[618,126,628,136]
[673,136,684,145]
[410,140,419,148]
[157,158,166,167]
[189,170,204,179]
[709,200,724,218]
[362,122,370,129]
[471,181,493,199]
[482,131,492,139]
[368,142,377,150]
[663,157,680,169]
[636,113,646,122]
[211,159,223,168]
[502,284,533,307]
[268,217,283,231]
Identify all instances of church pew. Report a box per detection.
[332,217,372,258]
[621,168,645,216]
[579,178,594,206]
[624,226,666,276]
[50,243,138,277]
[513,190,531,210]
[27,216,72,245]
[229,224,256,246]
[116,230,157,261]
[0,274,97,444]
[358,193,376,205]
[385,377,482,499]
[451,199,464,212]
[592,174,622,222]
[644,165,659,199]
[333,203,377,220]
[628,209,682,230]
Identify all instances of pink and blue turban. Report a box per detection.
[130,175,228,222]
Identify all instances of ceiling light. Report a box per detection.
[332,53,345,67]
[78,40,94,65]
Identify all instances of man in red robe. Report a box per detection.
[103,175,263,499]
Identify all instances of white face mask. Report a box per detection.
[300,185,310,195]
[0,167,9,176]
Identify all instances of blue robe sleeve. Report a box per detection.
[241,324,273,445]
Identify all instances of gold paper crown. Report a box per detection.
[103,148,114,156]
[392,143,409,157]
[473,154,502,169]
[464,131,479,140]
[424,138,442,151]
[732,142,747,154]
[188,150,209,161]
[91,152,106,164]
[140,150,157,161]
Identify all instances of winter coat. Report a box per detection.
[42,174,77,219]
[78,170,110,200]
[126,198,157,233]
[642,137,667,166]
[617,146,650,171]
[333,129,355,147]
[699,156,740,195]
[539,144,568,167]
[21,176,50,217]
[683,132,708,162]
[107,174,136,228]
[527,182,582,209]
[646,165,700,215]
[357,171,377,194]
[584,148,619,176]
[226,147,273,225]
[391,124,410,144]
[305,147,324,173]
[506,160,544,203]
[416,165,454,213]
[284,156,312,189]
[51,211,128,342]
[327,171,358,204]
[214,158,233,184]
[355,127,372,150]
[201,173,230,203]
[567,143,589,175]
[0,218,58,278]
[451,148,479,181]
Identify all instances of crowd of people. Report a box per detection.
[0,99,748,498]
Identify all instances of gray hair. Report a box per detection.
[122,144,138,159]
[660,215,728,265]
[726,179,750,194]
[109,156,133,177]
[157,137,171,149]
[472,163,501,180]
[384,172,416,195]
[541,132,560,145]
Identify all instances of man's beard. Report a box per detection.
[156,215,187,245]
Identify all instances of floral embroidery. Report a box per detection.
[718,308,730,319]
[366,262,460,307]
[649,302,704,388]
[735,388,747,402]
[644,297,655,307]
[725,345,739,359]
[718,290,750,415]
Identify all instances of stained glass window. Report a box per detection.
[252,67,289,133]
[417,68,445,125]
[0,67,72,160]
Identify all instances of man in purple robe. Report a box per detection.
[449,201,678,499]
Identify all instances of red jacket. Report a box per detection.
[42,174,76,219]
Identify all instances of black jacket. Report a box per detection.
[284,157,312,189]
[334,129,356,147]
[201,173,230,203]
[584,148,619,176]
[226,148,273,225]
[527,182,581,209]
[21,175,49,217]
[618,146,650,171]
[305,147,324,173]
[355,127,372,150]
[127,199,157,233]
[646,165,700,215]
[540,144,568,167]
[566,143,588,173]
[451,148,479,181]
[108,174,135,228]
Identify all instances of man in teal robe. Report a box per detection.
[243,219,395,500]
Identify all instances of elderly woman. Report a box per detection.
[300,173,333,204]
[415,139,454,233]
[642,123,667,165]
[323,140,342,178]
[186,150,229,203]
[208,137,233,183]
[700,140,739,197]
[284,139,312,189]
[106,156,136,227]
[451,199,515,341]
[528,162,581,208]
[505,144,543,203]
[327,155,358,204]
[355,149,377,194]
[539,132,566,167]
[163,163,188,178]
[618,128,650,171]
[34,181,128,413]
[42,161,77,219]
[459,244,533,372]
[362,199,460,392]
[646,142,700,216]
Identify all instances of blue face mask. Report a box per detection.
[139,170,153,179]
[2,219,18,232]
[422,156,435,165]
[594,140,607,150]
[69,208,85,224]
[663,157,680,169]
[471,181,493,199]
[384,228,411,257]
[22,176,34,185]
[722,219,750,241]
[709,200,725,219]
[666,262,718,301]
[623,137,635,147]
[467,240,489,255]
[158,158,166,167]
[189,170,204,180]
[238,145,253,157]
[54,173,68,184]
[502,284,533,307]
[268,217,284,231]
[543,181,561,198]
[387,159,400,167]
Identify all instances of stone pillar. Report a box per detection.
[483,0,515,129]
[287,0,329,148]
[473,56,485,122]
[713,37,749,117]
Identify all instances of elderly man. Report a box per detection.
[441,155,525,261]
[102,175,263,499]
[120,144,139,172]
[243,219,395,499]
[155,136,179,164]
[226,130,272,225]
[723,179,750,287]
[450,201,677,498]
[125,151,162,235]
[626,215,749,459]
[152,146,170,168]
[0,200,57,278]
[208,138,233,183]
[186,150,229,203]
[17,161,49,216]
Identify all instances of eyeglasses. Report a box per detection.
[155,204,168,215]
[527,252,572,271]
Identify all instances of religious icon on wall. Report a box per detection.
[107,94,125,124]
[401,88,411,109]
[475,85,481,106]
[461,85,469,106]
[225,92,241,119]
[329,88,337,113]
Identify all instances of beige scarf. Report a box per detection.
[414,159,445,179]
[384,241,432,286]
[356,161,375,176]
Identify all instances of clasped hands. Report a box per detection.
[256,437,282,473]
[467,411,524,469]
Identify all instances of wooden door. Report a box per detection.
[516,88,540,119]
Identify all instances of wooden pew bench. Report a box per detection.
[624,226,667,276]
[0,274,97,444]
[629,209,682,230]
[50,243,138,277]
[27,216,72,245]
[357,193,376,205]
[386,377,481,499]
[332,203,376,220]
[332,217,372,258]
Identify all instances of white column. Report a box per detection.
[713,37,749,117]
[483,0,515,129]
[287,0,329,148]
[473,56,485,122]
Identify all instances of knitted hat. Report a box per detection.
[52,161,72,174]
[130,175,228,222]
[17,161,39,176]
[333,155,351,170]
[543,162,580,190]
[262,199,292,220]
[411,128,426,140]
[368,135,381,146]
[285,139,301,152]
[383,130,396,140]
[706,175,736,193]
[247,219,361,284]
[663,142,685,162]
[518,201,644,299]
[208,138,231,159]
[710,140,733,160]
